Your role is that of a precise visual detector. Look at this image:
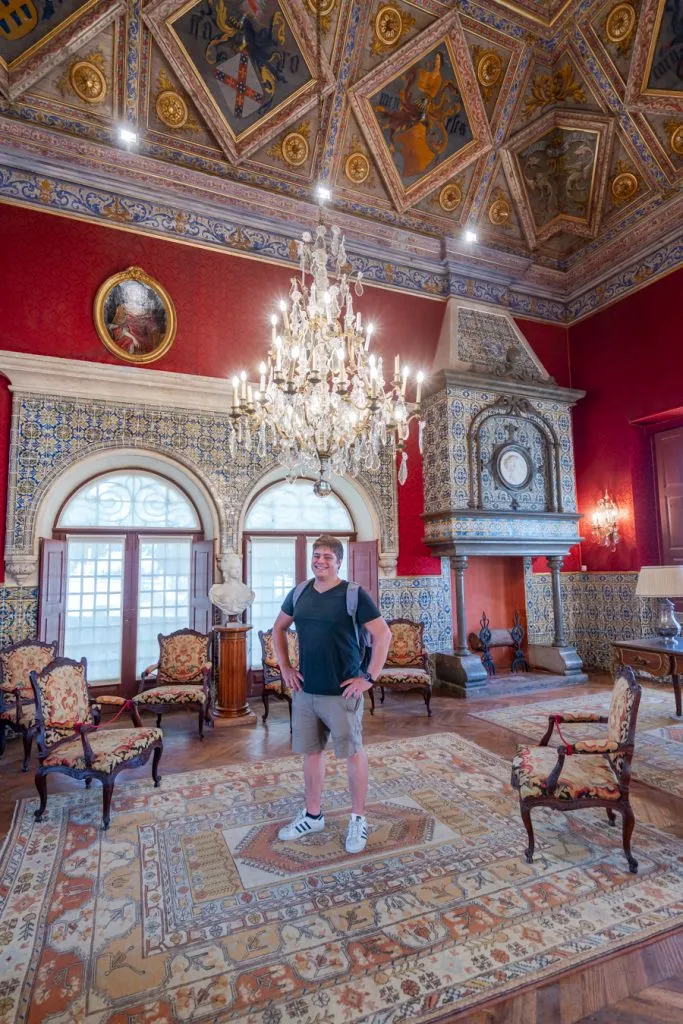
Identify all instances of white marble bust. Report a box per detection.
[209,552,255,619]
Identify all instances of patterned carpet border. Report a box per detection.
[469,686,683,801]
[0,732,682,1023]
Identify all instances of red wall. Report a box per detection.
[452,556,528,670]
[0,205,447,580]
[8,202,657,596]
[568,269,683,572]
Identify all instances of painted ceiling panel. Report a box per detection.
[0,0,681,289]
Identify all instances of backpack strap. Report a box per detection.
[292,579,314,609]
[346,581,361,643]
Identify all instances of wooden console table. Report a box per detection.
[611,638,682,717]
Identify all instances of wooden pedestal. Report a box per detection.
[215,625,253,718]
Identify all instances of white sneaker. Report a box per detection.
[345,814,368,854]
[278,808,325,841]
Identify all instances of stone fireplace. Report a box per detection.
[421,298,587,695]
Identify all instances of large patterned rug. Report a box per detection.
[471,685,683,800]
[1,733,683,1024]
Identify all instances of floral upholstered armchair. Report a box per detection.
[375,619,431,717]
[511,666,642,873]
[258,628,299,730]
[0,639,58,771]
[30,657,162,830]
[134,628,213,739]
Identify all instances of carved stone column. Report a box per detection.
[547,555,567,647]
[432,555,488,697]
[214,624,255,720]
[527,555,586,680]
[452,555,471,657]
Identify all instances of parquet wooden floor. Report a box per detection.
[1,675,681,1024]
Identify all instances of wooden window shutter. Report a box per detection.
[348,540,379,605]
[38,539,67,650]
[190,540,214,633]
[655,426,683,565]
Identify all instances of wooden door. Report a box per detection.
[655,426,683,565]
[348,540,379,605]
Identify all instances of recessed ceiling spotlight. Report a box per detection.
[316,184,332,201]
[118,127,138,145]
[464,229,478,243]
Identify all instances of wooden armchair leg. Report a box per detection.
[152,745,162,787]
[0,721,6,757]
[102,779,115,831]
[520,801,535,863]
[21,732,32,772]
[34,773,48,822]
[369,687,375,716]
[262,691,270,724]
[156,714,162,728]
[606,808,617,826]
[198,705,205,740]
[621,804,638,874]
[380,686,385,704]
[424,690,432,717]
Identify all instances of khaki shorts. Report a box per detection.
[292,691,364,758]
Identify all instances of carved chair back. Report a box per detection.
[386,619,426,669]
[258,629,299,686]
[607,670,641,781]
[157,629,212,685]
[0,639,58,701]
[29,657,93,750]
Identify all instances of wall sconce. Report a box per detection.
[591,491,620,549]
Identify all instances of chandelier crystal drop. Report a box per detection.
[229,223,424,494]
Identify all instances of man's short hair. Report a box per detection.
[312,535,344,563]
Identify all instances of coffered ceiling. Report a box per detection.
[0,0,681,315]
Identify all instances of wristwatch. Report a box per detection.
[364,671,375,685]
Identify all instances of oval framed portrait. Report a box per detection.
[94,266,176,365]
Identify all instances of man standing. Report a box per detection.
[272,534,392,854]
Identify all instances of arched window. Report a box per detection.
[44,470,211,690]
[244,480,356,667]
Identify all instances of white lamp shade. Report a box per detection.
[636,565,683,598]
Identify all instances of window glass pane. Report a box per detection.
[248,537,296,668]
[59,472,199,529]
[245,480,353,531]
[136,539,192,676]
[306,538,348,575]
[64,539,124,683]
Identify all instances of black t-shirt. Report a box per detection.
[281,580,381,696]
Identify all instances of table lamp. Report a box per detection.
[635,565,683,643]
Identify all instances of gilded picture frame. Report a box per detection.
[93,266,177,365]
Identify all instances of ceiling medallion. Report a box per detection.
[666,122,683,155]
[68,60,107,105]
[605,2,637,44]
[306,0,336,14]
[281,131,310,166]
[375,5,403,47]
[488,196,511,226]
[345,151,370,183]
[439,182,463,212]
[611,170,638,201]
[477,51,503,90]
[156,89,189,130]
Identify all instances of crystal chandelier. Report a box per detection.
[229,223,424,495]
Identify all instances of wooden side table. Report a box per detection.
[611,638,682,717]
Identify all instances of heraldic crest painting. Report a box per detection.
[93,266,177,365]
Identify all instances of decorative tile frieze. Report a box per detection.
[0,587,38,648]
[378,559,452,653]
[5,390,397,569]
[524,566,660,670]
